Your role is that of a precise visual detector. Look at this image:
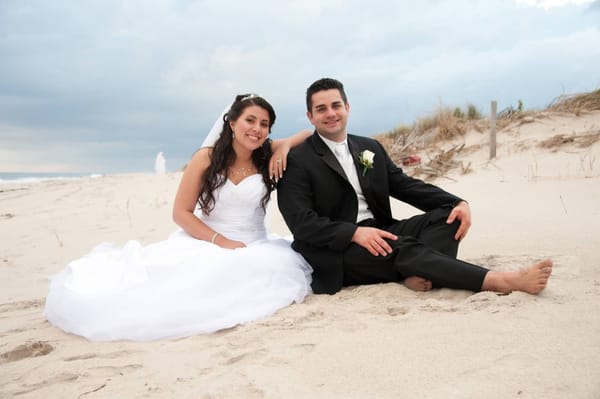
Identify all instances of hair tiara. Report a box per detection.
[240,93,260,102]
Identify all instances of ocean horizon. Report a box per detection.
[0,172,103,183]
[0,170,171,184]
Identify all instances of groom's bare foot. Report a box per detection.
[403,276,433,292]
[483,259,553,294]
[511,259,553,294]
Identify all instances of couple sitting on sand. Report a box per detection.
[44,78,552,341]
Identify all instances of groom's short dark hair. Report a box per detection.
[306,78,348,112]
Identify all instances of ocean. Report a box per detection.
[0,172,102,183]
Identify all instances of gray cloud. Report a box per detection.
[1,0,598,173]
[588,0,600,11]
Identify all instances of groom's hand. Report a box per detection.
[351,227,398,256]
[446,201,472,241]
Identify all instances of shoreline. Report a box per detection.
[0,171,163,184]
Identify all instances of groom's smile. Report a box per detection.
[307,89,350,142]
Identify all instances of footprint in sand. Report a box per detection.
[220,348,269,365]
[263,343,317,367]
[387,306,410,316]
[62,350,135,362]
[204,382,266,399]
[0,341,54,364]
[293,310,325,324]
[10,372,79,397]
[0,299,44,313]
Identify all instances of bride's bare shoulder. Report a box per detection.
[185,148,212,174]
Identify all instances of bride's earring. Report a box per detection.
[232,133,235,140]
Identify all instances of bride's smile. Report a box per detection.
[230,105,270,151]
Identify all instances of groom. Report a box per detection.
[277,77,551,295]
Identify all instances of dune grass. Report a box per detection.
[375,89,600,180]
[548,89,600,115]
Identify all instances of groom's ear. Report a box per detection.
[306,110,314,124]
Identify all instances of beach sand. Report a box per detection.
[1,111,600,398]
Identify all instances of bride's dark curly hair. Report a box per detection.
[198,94,276,215]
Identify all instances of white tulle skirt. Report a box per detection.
[44,230,312,341]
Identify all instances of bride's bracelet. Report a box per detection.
[210,232,220,244]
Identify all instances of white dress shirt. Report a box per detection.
[318,134,374,223]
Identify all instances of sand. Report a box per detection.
[1,111,599,398]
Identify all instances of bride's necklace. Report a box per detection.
[230,163,255,177]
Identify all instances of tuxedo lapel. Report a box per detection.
[348,137,379,209]
[348,137,371,193]
[311,133,349,182]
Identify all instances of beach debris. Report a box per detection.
[79,384,107,397]
[54,231,64,247]
[402,154,422,167]
[417,144,466,180]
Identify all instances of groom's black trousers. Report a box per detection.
[342,207,488,291]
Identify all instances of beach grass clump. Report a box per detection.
[373,125,412,151]
[424,107,467,140]
[498,99,525,120]
[376,102,484,159]
[440,109,467,139]
[466,103,482,120]
[454,104,482,120]
[375,104,480,180]
[548,89,600,115]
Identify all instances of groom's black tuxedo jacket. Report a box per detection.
[277,132,461,294]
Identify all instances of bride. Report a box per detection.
[44,94,313,341]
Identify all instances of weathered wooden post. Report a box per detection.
[490,101,497,159]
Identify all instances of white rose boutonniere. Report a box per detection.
[358,150,375,176]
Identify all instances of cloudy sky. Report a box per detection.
[1,0,599,173]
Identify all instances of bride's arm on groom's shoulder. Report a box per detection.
[172,148,245,249]
[269,129,312,180]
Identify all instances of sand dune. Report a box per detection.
[1,111,599,398]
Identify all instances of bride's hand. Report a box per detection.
[216,236,246,249]
[269,143,290,182]
[268,129,312,182]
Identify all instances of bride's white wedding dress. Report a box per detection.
[44,174,312,341]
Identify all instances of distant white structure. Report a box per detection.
[155,152,166,175]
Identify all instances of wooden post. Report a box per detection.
[490,101,497,159]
